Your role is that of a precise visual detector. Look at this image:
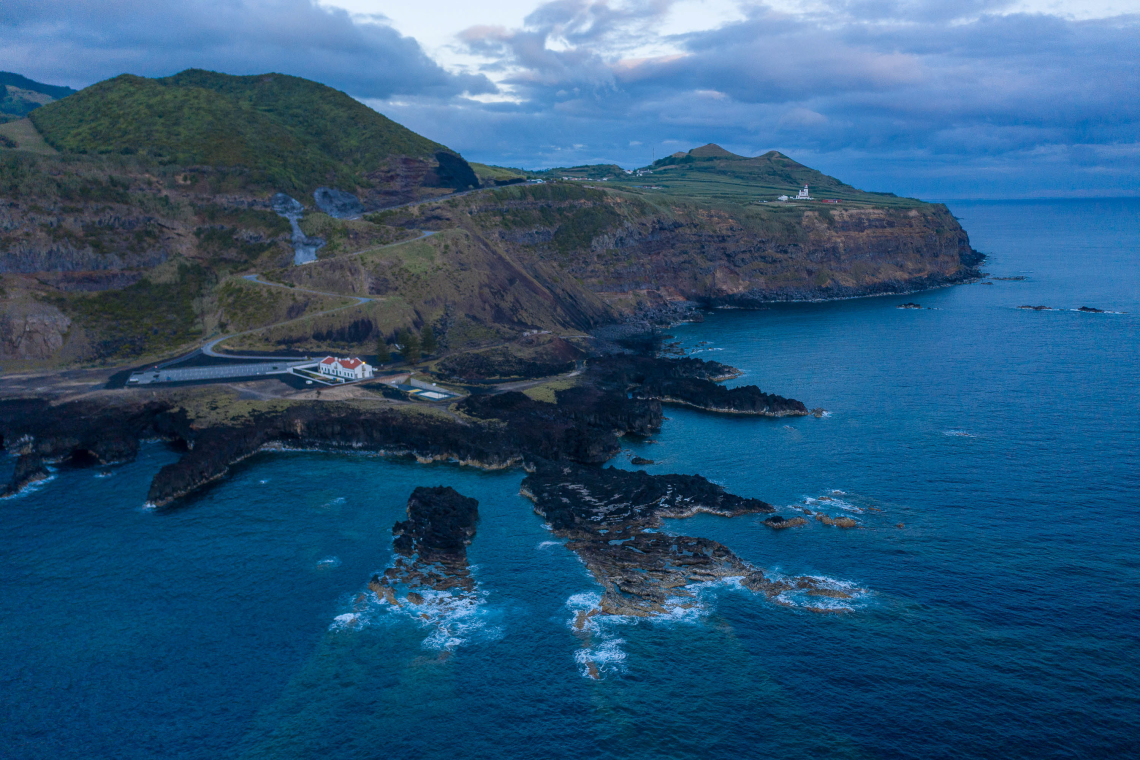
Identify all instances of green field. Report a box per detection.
[538,145,927,208]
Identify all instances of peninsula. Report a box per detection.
[0,68,982,624]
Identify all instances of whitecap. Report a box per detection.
[0,472,56,500]
[537,540,562,550]
[317,556,341,568]
[575,637,627,679]
[412,590,502,651]
[329,613,361,631]
[566,591,603,612]
[767,572,870,613]
[336,582,501,651]
[943,429,973,437]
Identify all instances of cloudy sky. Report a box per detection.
[3,0,1138,197]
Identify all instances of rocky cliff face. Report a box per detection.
[363,187,971,315]
[488,195,981,308]
[0,301,71,360]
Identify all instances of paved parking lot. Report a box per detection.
[128,361,307,385]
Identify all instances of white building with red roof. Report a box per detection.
[317,356,373,381]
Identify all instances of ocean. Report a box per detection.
[2,198,1138,759]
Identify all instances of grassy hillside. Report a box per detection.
[29,70,449,191]
[1,72,77,122]
[536,164,628,180]
[469,162,529,184]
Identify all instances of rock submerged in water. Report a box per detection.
[1078,306,1105,313]
[764,515,808,530]
[816,514,858,528]
[896,302,923,309]
[1019,305,1052,311]
[630,456,654,465]
[522,463,860,618]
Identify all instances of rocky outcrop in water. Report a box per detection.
[458,385,661,463]
[0,398,188,496]
[0,398,183,462]
[764,515,808,529]
[522,463,856,618]
[590,354,807,417]
[368,486,480,606]
[1,453,49,497]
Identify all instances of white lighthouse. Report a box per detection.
[796,185,812,200]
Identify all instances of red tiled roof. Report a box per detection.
[318,356,367,371]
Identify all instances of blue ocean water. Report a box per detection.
[2,199,1138,759]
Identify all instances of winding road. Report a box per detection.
[199,229,437,358]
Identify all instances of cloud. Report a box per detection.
[0,0,494,99]
[3,0,1137,196]
[420,0,1140,196]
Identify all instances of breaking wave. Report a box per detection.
[799,492,864,514]
[330,581,501,652]
[770,574,871,613]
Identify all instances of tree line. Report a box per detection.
[376,326,436,365]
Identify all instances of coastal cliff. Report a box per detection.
[2,76,982,367]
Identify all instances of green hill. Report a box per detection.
[614,143,900,203]
[1,72,77,122]
[532,144,913,207]
[28,70,451,191]
[537,163,628,180]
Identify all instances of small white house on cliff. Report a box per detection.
[318,357,373,381]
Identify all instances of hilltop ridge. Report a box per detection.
[27,70,472,193]
[531,144,906,206]
[0,72,76,123]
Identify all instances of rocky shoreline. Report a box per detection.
[0,351,814,504]
[522,463,860,620]
[0,344,872,647]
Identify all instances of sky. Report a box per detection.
[3,0,1139,198]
